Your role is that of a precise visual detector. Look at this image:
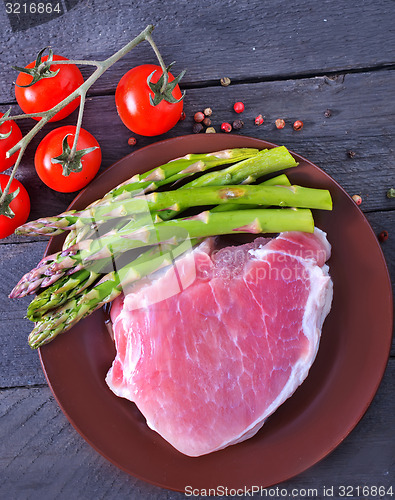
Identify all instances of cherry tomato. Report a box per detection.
[35,126,102,193]
[115,64,183,136]
[0,112,23,173]
[0,175,30,238]
[15,55,84,122]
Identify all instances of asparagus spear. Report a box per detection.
[211,173,291,213]
[16,176,325,238]
[259,173,291,187]
[26,268,99,321]
[62,228,78,250]
[9,213,152,299]
[100,148,259,200]
[16,148,259,236]
[108,148,259,186]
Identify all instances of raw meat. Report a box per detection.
[106,229,333,457]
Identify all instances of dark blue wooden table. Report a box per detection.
[0,1,394,498]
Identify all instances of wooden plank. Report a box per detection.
[0,69,393,226]
[1,359,394,498]
[0,0,394,103]
[0,241,47,388]
[365,211,395,295]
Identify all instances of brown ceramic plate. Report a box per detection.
[39,135,393,491]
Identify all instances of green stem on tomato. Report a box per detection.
[145,34,169,94]
[0,145,26,205]
[49,60,101,68]
[69,91,86,160]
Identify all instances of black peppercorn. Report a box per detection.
[232,119,244,130]
[192,123,204,134]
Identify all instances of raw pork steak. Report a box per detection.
[106,229,333,457]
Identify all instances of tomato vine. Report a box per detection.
[0,24,185,216]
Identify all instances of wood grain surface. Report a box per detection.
[0,0,394,498]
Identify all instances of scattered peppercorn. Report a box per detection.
[232,119,244,130]
[293,120,304,131]
[233,102,245,113]
[347,150,356,158]
[352,194,362,205]
[386,188,395,198]
[179,111,186,121]
[203,117,212,127]
[204,107,213,117]
[127,137,137,146]
[275,119,285,129]
[324,109,332,118]
[255,114,264,125]
[194,111,205,123]
[220,77,231,86]
[205,127,216,134]
[378,230,389,242]
[192,123,204,134]
[221,122,232,133]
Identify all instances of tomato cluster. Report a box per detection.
[0,51,184,238]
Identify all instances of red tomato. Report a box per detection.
[115,64,183,136]
[15,55,84,122]
[35,126,102,193]
[0,112,23,172]
[0,175,30,238]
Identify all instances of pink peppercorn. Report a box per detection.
[233,102,245,113]
[275,119,285,129]
[255,114,264,125]
[293,120,304,131]
[221,122,232,133]
[352,194,362,206]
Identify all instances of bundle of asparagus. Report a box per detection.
[10,146,333,349]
